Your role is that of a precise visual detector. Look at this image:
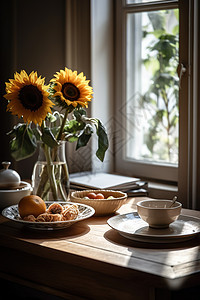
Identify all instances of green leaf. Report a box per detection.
[32,127,41,141]
[67,135,79,143]
[64,119,85,133]
[41,127,58,148]
[95,119,109,162]
[76,132,92,150]
[46,113,57,123]
[76,124,93,150]
[73,108,86,122]
[8,124,37,161]
[84,124,94,135]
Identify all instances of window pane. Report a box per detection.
[126,9,179,164]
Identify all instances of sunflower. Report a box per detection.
[50,67,93,109]
[4,70,54,126]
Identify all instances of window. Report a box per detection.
[115,0,200,208]
[115,0,180,182]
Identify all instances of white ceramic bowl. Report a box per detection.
[136,199,182,228]
[71,190,127,216]
[0,181,32,210]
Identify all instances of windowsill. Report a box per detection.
[148,181,178,200]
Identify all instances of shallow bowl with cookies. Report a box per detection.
[2,201,95,230]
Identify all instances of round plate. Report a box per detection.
[107,212,200,243]
[2,201,95,230]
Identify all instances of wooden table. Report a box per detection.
[0,197,200,300]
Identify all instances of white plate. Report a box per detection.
[107,212,200,243]
[2,201,95,230]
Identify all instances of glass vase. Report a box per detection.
[32,141,70,201]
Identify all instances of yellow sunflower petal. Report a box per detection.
[53,82,62,91]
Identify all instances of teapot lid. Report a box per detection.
[0,161,21,189]
[2,161,11,170]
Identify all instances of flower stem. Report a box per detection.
[57,109,69,140]
[44,144,58,200]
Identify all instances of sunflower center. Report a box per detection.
[19,85,43,111]
[62,82,80,101]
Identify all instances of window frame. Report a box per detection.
[178,0,200,209]
[115,0,180,183]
